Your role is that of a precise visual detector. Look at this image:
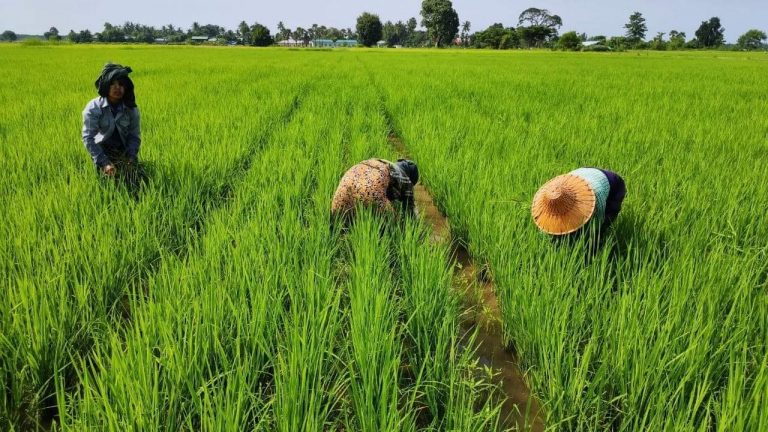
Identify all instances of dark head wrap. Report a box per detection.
[395,159,419,185]
[94,62,136,108]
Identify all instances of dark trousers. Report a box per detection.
[100,134,130,165]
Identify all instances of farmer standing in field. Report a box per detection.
[82,63,143,184]
[531,167,626,237]
[331,158,419,225]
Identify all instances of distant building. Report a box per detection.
[154,38,168,44]
[277,37,302,47]
[334,39,357,47]
[190,36,208,43]
[311,39,335,48]
[376,40,387,48]
[304,39,358,48]
[581,40,612,51]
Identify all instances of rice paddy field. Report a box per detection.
[1,44,767,431]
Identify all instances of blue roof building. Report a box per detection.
[310,39,358,48]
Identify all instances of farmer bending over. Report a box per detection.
[331,158,419,225]
[82,63,142,181]
[531,167,626,237]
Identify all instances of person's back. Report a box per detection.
[331,158,419,225]
[531,167,626,236]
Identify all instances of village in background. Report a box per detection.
[2,5,766,51]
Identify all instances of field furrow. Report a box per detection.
[367,70,545,429]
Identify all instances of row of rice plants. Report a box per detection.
[337,58,505,429]
[0,45,308,428]
[61,104,334,429]
[361,49,768,430]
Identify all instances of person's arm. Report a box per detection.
[388,164,417,217]
[125,107,141,162]
[401,183,416,217]
[601,170,626,230]
[394,174,416,217]
[82,101,111,168]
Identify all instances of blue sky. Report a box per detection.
[1,0,765,43]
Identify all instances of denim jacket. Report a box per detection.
[81,97,141,167]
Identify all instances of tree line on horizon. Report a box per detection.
[1,0,766,51]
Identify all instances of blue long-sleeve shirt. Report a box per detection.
[81,97,141,167]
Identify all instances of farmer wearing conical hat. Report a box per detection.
[331,158,419,225]
[532,168,626,236]
[82,63,141,178]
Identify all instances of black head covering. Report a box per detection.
[94,63,136,108]
[395,159,419,185]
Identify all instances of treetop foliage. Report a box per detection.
[1,30,18,42]
[557,31,582,51]
[737,29,767,50]
[695,17,725,47]
[356,12,383,47]
[624,11,648,46]
[516,8,562,48]
[420,0,460,47]
[518,8,562,29]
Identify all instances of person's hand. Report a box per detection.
[102,164,116,176]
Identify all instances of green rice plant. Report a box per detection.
[56,67,333,429]
[0,45,307,427]
[394,222,506,431]
[13,45,761,431]
[343,214,405,431]
[361,49,768,430]
[44,55,500,431]
[396,223,457,418]
[268,78,357,432]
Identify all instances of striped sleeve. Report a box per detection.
[389,165,415,216]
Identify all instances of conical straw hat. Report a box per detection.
[531,174,597,235]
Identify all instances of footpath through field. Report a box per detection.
[386,126,545,431]
[356,52,545,430]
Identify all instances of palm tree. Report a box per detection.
[461,21,471,46]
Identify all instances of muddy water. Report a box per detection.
[393,134,544,431]
[414,184,545,432]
